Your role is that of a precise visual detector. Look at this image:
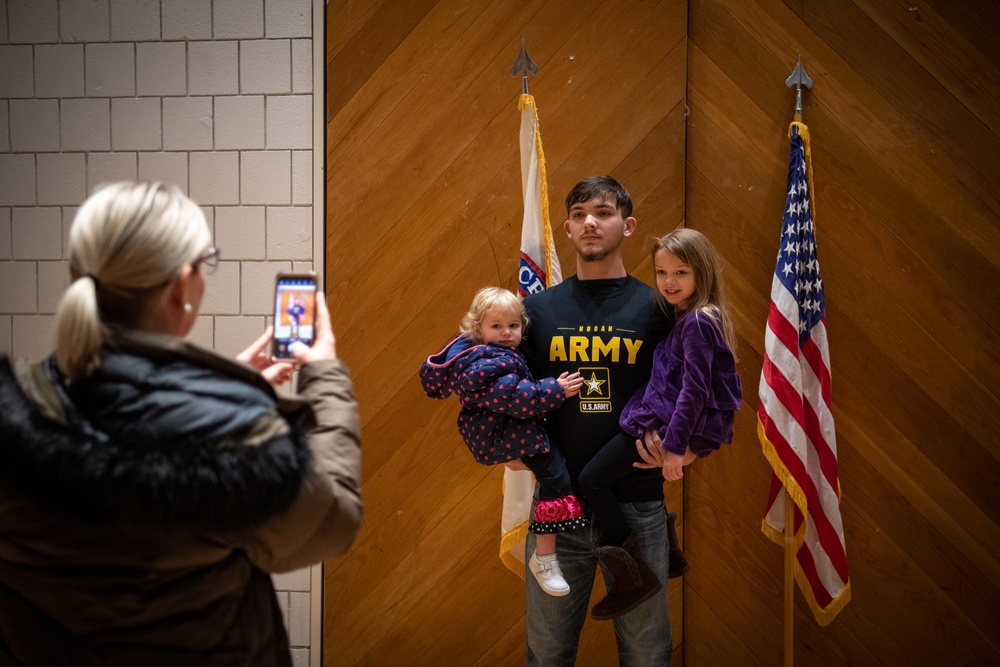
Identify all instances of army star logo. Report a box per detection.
[584,372,606,396]
[576,367,611,413]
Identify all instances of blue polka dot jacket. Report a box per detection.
[420,335,565,466]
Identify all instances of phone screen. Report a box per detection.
[272,273,318,359]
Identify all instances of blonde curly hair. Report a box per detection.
[458,287,529,344]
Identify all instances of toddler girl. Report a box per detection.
[420,287,586,596]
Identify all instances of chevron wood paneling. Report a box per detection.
[685,0,999,665]
[324,1,686,665]
[326,0,1000,665]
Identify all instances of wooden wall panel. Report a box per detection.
[324,1,687,665]
[687,0,1000,665]
[327,0,999,664]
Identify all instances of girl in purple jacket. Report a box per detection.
[578,228,743,620]
[420,287,585,596]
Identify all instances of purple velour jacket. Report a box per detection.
[620,310,742,456]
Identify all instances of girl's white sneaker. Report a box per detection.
[529,552,570,596]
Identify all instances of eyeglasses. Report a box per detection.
[192,246,221,275]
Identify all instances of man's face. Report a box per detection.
[564,197,635,262]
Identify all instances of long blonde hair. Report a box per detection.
[55,182,210,381]
[652,228,739,361]
[459,287,529,344]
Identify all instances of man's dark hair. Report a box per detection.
[564,176,633,218]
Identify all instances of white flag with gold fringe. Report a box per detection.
[500,90,562,577]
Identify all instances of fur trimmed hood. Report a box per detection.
[0,337,312,532]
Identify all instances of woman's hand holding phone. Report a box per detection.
[290,292,337,364]
[238,292,335,385]
[238,326,295,385]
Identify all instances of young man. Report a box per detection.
[516,176,674,666]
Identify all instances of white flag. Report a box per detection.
[516,93,561,297]
[501,92,562,576]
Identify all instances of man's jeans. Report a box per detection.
[526,499,673,667]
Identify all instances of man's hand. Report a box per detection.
[633,429,666,469]
[633,430,697,481]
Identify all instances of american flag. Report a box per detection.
[758,122,851,625]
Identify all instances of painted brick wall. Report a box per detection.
[0,1,323,664]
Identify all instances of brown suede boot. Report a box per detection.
[666,511,690,578]
[590,531,663,621]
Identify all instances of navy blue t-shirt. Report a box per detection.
[520,275,672,502]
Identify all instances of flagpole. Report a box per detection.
[500,41,563,577]
[781,55,813,667]
[510,40,538,95]
[784,490,795,666]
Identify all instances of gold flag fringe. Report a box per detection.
[499,467,528,579]
[519,93,556,285]
[499,523,528,580]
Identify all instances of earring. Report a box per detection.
[184,303,192,313]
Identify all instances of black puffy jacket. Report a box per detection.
[0,330,362,666]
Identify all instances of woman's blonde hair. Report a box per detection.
[55,182,211,381]
[652,228,739,362]
[458,287,528,344]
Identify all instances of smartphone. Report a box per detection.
[272,272,319,359]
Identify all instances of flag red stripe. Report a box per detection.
[796,452,849,579]
[757,396,809,484]
[796,538,836,607]
[760,340,807,434]
[765,378,848,579]
[764,472,847,589]
[801,335,832,408]
[795,496,846,604]
[766,396,848,580]
[767,299,800,356]
[797,343,838,486]
[801,395,840,502]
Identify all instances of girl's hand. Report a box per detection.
[290,292,338,365]
[557,371,584,398]
[661,451,686,482]
[661,448,697,480]
[504,460,530,472]
[237,326,295,385]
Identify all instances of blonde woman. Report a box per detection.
[0,182,362,665]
